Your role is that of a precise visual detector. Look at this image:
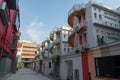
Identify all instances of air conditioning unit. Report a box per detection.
[0,2,10,26]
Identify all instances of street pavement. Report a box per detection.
[7,68,51,80]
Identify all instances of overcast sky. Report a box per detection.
[19,0,120,44]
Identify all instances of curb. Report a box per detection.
[0,73,13,80]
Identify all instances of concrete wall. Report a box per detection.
[0,58,11,77]
[60,55,83,80]
[42,59,53,76]
[109,43,120,56]
[92,42,120,79]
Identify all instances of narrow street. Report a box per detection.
[7,68,51,80]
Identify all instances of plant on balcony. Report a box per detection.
[55,55,61,64]
[56,30,60,36]
[50,33,54,41]
[49,47,54,55]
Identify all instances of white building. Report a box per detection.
[68,1,120,50]
[67,1,120,80]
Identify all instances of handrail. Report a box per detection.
[68,4,86,17]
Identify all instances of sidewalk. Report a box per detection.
[0,73,13,80]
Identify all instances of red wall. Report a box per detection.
[0,1,18,60]
[81,51,89,80]
[88,50,96,80]
[81,50,96,80]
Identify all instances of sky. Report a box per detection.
[19,0,120,44]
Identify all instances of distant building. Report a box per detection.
[18,40,38,68]
[16,42,23,69]
[68,0,120,80]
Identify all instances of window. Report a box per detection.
[67,48,69,52]
[64,44,66,47]
[101,36,105,45]
[99,9,101,12]
[105,22,107,25]
[119,21,120,28]
[14,12,20,31]
[64,34,66,38]
[97,35,100,45]
[101,31,103,34]
[97,35,105,46]
[115,24,117,27]
[109,13,112,17]
[83,33,87,43]
[96,30,99,33]
[74,69,79,80]
[64,48,66,52]
[79,36,82,44]
[99,15,102,20]
[49,62,51,68]
[94,13,97,19]
[117,33,119,37]
[111,23,112,26]
[104,12,108,15]
[95,55,120,79]
[113,15,116,18]
[94,7,97,11]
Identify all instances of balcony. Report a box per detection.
[6,0,19,10]
[75,43,89,53]
[68,21,87,47]
[81,43,89,50]
[93,21,120,31]
[53,39,60,45]
[0,2,10,26]
[11,35,20,50]
[68,4,86,18]
[14,12,20,32]
[68,21,87,37]
[75,45,82,54]
[68,4,86,27]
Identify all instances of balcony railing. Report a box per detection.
[68,21,87,37]
[68,29,74,37]
[81,43,89,50]
[53,39,60,45]
[75,43,89,53]
[68,4,86,17]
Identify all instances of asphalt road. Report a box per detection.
[7,68,51,80]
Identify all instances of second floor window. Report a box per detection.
[94,13,97,19]
[64,34,66,38]
[49,62,51,68]
[99,15,102,20]
[67,48,69,53]
[64,48,66,52]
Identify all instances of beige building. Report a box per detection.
[17,40,38,68]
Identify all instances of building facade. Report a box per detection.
[18,40,38,68]
[68,1,120,80]
[0,0,20,77]
[16,42,23,69]
[92,41,120,80]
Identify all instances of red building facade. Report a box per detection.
[0,0,20,76]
